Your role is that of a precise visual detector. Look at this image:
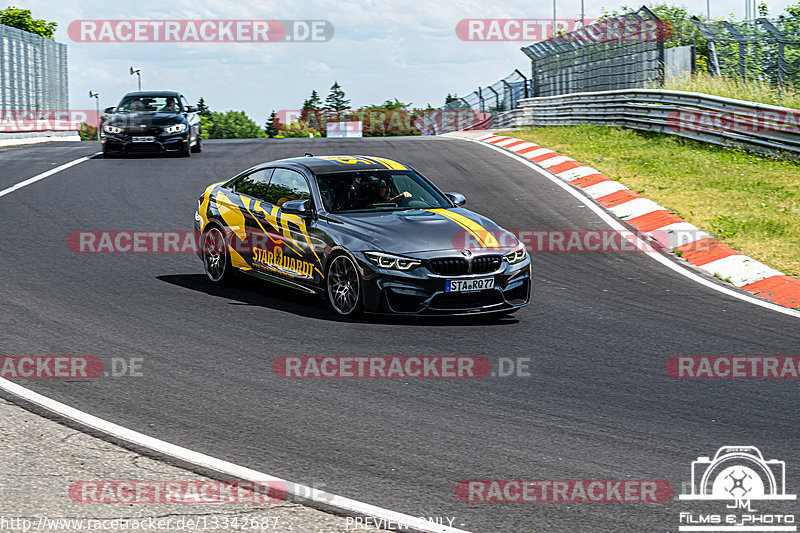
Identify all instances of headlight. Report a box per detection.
[364,252,421,271]
[102,125,122,134]
[164,123,187,134]
[504,243,528,264]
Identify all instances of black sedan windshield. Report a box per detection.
[315,170,451,213]
[117,95,182,114]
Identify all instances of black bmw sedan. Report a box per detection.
[194,155,531,317]
[102,91,201,157]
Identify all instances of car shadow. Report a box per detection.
[156,274,520,327]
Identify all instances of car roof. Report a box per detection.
[266,155,410,174]
[122,91,182,98]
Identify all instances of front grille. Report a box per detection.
[428,255,502,276]
[427,258,468,276]
[471,255,502,274]
[430,290,503,310]
[125,127,162,135]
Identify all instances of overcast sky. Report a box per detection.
[18,0,800,123]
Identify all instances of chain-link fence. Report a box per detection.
[0,24,68,112]
[441,70,531,112]
[692,17,800,88]
[521,7,666,97]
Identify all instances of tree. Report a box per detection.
[325,82,350,115]
[300,89,323,122]
[196,97,211,117]
[202,110,266,139]
[265,110,279,138]
[0,6,57,39]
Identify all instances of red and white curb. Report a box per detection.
[478,133,800,310]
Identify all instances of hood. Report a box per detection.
[106,112,186,127]
[327,208,518,255]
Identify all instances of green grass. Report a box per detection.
[654,74,800,110]
[499,125,800,277]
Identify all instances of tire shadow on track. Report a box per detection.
[157,274,520,327]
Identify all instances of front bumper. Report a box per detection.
[356,252,531,315]
[102,132,189,154]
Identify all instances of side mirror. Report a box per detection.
[445,192,467,207]
[281,199,312,216]
[185,106,198,113]
[104,106,116,114]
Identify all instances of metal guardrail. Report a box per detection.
[496,89,800,156]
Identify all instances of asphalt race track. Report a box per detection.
[1,138,799,532]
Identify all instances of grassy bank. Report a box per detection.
[499,125,800,277]
[654,74,800,110]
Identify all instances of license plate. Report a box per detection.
[446,277,495,292]
[132,136,155,142]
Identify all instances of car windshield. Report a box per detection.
[116,95,182,114]
[315,170,451,213]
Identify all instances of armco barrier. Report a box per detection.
[496,89,800,156]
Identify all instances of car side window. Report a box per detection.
[234,169,273,201]
[180,96,190,112]
[265,168,311,207]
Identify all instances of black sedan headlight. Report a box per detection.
[164,123,187,134]
[103,125,123,134]
[504,243,528,264]
[364,252,421,271]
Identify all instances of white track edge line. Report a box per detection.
[453,136,800,320]
[0,153,100,199]
[0,377,468,533]
[0,151,470,533]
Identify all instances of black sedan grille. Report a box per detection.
[427,255,502,276]
[471,255,503,274]
[427,258,468,276]
[125,126,162,135]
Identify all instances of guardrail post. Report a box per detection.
[691,17,722,77]
[758,18,789,90]
[501,80,515,110]
[487,86,501,111]
[514,69,530,99]
[720,21,748,81]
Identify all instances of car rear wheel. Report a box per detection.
[326,254,362,316]
[202,227,232,284]
[191,134,202,153]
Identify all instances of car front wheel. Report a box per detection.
[202,227,232,284]
[326,253,362,316]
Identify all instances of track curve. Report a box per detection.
[1,138,799,532]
